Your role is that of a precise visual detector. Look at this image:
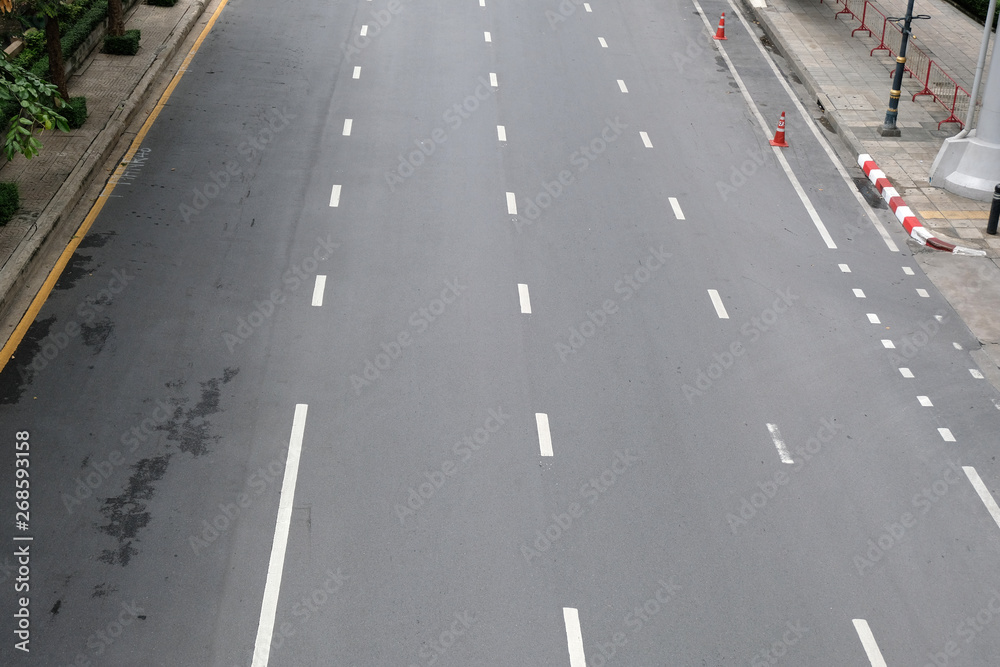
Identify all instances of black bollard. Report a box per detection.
[989,184,1000,235]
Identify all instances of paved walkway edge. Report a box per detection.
[0,0,209,321]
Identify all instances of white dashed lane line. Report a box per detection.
[484,31,492,42]
[867,313,881,324]
[640,131,653,148]
[852,619,888,667]
[497,125,507,142]
[899,368,914,378]
[598,37,608,48]
[342,118,352,136]
[251,404,309,667]
[518,284,531,314]
[903,266,915,275]
[917,288,929,297]
[506,192,517,215]
[329,184,342,207]
[352,66,361,79]
[839,263,851,272]
[953,342,963,350]
[918,395,932,406]
[766,423,793,464]
[311,276,326,307]
[881,340,894,349]
[971,369,985,379]
[669,197,684,219]
[563,608,587,667]
[584,2,592,10]
[617,79,628,93]
[853,289,866,298]
[939,428,956,442]
[707,289,729,319]
[536,413,553,457]
[360,24,368,36]
[489,72,498,87]
[964,466,1000,531]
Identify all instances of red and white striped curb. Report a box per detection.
[857,153,986,256]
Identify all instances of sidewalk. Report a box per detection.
[0,0,208,319]
[750,0,1000,380]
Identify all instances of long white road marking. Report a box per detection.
[839,263,851,272]
[518,284,532,314]
[312,276,326,307]
[766,423,794,464]
[721,0,896,251]
[329,184,342,207]
[669,197,685,219]
[352,66,361,79]
[899,367,913,378]
[484,31,492,42]
[916,288,929,297]
[903,266,915,275]
[964,466,1000,531]
[707,289,729,319]
[563,607,587,667]
[536,413,553,456]
[360,24,368,36]
[251,404,309,667]
[506,192,517,215]
[939,428,956,442]
[598,37,608,48]
[881,340,894,348]
[917,395,932,406]
[853,619,888,667]
[692,0,838,250]
[867,313,880,324]
[640,131,653,148]
[497,125,507,141]
[489,72,498,87]
[853,289,866,298]
[342,118,352,136]
[584,2,592,10]
[971,369,985,379]
[617,79,628,93]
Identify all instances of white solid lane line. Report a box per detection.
[917,288,929,297]
[939,428,956,442]
[669,197,685,219]
[584,2,591,10]
[839,263,851,272]
[598,37,608,48]
[518,284,531,314]
[506,192,517,215]
[497,125,507,141]
[867,314,880,324]
[489,72,498,87]
[903,266,915,275]
[899,368,914,378]
[881,340,894,348]
[852,619,888,667]
[536,413,553,457]
[918,395,933,406]
[342,118,352,136]
[360,24,368,36]
[329,184,342,207]
[484,31,491,42]
[853,289,866,298]
[563,608,587,667]
[640,131,653,148]
[251,404,309,667]
[352,66,361,79]
[312,276,326,307]
[617,79,628,93]
[708,290,729,319]
[964,466,1000,531]
[766,423,794,464]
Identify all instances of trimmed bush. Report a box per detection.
[0,183,20,226]
[62,97,88,129]
[104,29,141,55]
[148,0,178,5]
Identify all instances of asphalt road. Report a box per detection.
[3,0,1000,664]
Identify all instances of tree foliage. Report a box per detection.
[0,51,68,160]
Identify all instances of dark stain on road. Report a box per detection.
[78,231,116,248]
[157,367,239,456]
[80,319,114,353]
[55,253,93,291]
[98,454,171,566]
[0,315,56,404]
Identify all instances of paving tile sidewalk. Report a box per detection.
[752,0,999,254]
[0,0,208,317]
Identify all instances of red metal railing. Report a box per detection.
[821,0,971,128]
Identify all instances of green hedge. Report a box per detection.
[104,29,141,55]
[0,183,20,226]
[63,97,88,129]
[949,0,1000,25]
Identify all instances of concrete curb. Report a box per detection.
[0,0,209,321]
[858,153,987,255]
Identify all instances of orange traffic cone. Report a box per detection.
[713,13,727,40]
[769,111,789,147]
